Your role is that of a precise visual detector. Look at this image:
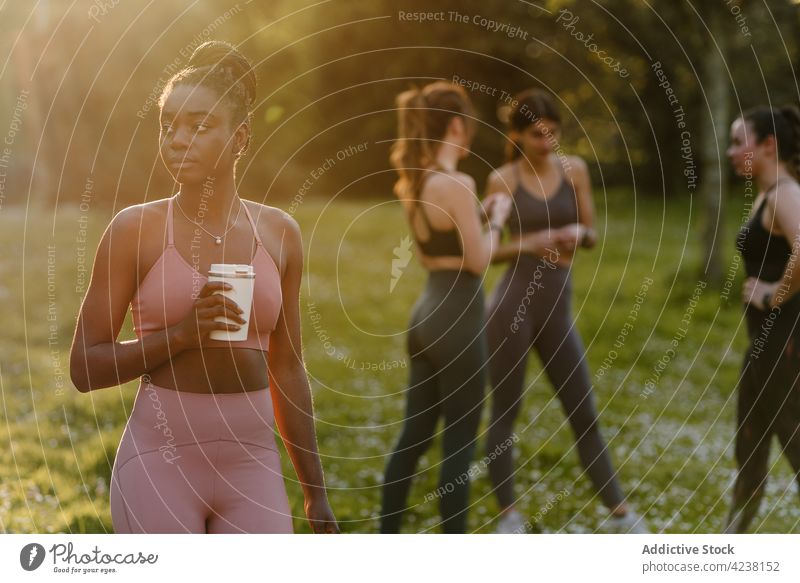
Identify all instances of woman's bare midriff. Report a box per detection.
[146,348,269,393]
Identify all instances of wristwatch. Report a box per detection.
[762,291,773,310]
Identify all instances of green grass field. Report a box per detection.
[1,192,798,534]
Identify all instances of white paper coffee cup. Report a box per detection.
[207,263,255,341]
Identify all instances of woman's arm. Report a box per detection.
[746,186,800,310]
[569,155,597,248]
[443,174,505,274]
[484,169,524,264]
[69,205,244,393]
[267,213,338,533]
[541,157,597,267]
[70,207,186,392]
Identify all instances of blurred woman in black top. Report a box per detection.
[727,105,800,533]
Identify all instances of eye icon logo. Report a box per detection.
[20,543,46,571]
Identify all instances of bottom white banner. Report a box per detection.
[1,534,799,582]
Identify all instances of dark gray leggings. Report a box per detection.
[485,254,624,510]
[381,270,487,533]
[726,301,800,533]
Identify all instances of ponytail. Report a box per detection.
[779,104,800,180]
[390,81,474,200]
[390,89,433,199]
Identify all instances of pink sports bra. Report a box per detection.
[130,195,282,352]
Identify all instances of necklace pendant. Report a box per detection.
[215,237,222,245]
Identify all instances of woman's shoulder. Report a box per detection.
[487,163,516,193]
[424,170,476,200]
[243,198,292,223]
[562,155,589,179]
[767,177,800,211]
[109,196,171,232]
[492,161,517,177]
[775,176,800,195]
[243,199,301,241]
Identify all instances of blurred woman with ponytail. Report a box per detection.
[380,81,511,533]
[726,104,800,533]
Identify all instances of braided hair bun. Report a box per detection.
[159,40,257,155]
[187,41,256,112]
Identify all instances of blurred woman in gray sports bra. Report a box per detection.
[484,88,647,534]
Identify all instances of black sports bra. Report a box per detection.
[409,167,464,257]
[735,182,793,282]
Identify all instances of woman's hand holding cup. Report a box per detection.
[171,281,246,350]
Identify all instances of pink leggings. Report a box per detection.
[110,378,293,533]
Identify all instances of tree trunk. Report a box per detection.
[700,7,729,285]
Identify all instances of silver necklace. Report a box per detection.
[174,194,243,245]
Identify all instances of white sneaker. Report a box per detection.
[599,509,650,534]
[495,509,528,534]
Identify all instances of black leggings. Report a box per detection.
[380,270,487,533]
[485,255,624,510]
[726,301,800,533]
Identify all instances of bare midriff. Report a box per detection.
[146,348,269,393]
